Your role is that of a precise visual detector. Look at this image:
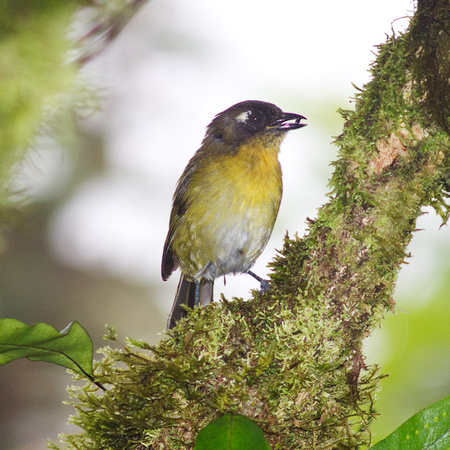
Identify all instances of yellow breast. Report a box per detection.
[172,137,283,280]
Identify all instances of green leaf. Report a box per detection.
[372,395,450,449]
[0,318,94,379]
[194,413,271,450]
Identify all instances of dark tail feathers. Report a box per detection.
[167,276,213,329]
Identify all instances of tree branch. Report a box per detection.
[58,1,450,448]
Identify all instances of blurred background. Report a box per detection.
[1,0,449,448]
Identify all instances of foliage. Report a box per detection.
[0,0,81,211]
[0,0,145,216]
[1,0,449,449]
[371,395,450,449]
[0,318,95,380]
[194,413,271,450]
[50,1,450,448]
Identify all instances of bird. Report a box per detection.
[162,100,307,329]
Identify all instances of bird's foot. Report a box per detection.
[247,270,271,294]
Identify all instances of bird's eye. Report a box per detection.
[248,113,264,128]
[235,109,265,130]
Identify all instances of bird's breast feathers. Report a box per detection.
[172,143,282,280]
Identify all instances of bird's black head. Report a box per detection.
[205,100,307,147]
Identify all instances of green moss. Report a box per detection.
[56,296,378,449]
[55,1,450,448]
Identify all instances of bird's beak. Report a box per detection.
[268,112,307,130]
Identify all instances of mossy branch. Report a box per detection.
[57,1,450,449]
